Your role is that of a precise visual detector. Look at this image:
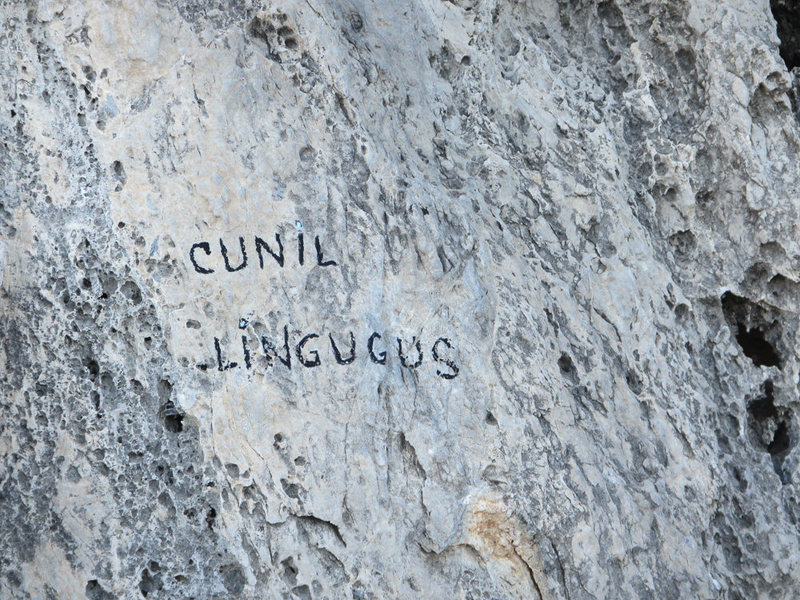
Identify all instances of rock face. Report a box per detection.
[3,0,800,598]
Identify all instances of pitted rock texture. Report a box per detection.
[3,0,800,598]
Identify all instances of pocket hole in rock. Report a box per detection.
[721,292,782,368]
[771,0,800,70]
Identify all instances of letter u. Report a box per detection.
[219,237,248,272]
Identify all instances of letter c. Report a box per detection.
[189,242,214,274]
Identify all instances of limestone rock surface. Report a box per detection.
[3,0,800,598]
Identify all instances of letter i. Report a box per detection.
[241,335,252,369]
[298,232,305,265]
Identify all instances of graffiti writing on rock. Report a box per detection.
[210,324,459,380]
[188,231,336,274]
[187,226,460,380]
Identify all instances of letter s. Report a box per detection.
[432,337,459,379]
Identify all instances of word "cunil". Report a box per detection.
[189,232,337,274]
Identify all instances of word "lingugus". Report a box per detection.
[213,324,459,379]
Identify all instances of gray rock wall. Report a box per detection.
[2,0,800,598]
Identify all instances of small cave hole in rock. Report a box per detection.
[85,579,113,600]
[281,478,301,498]
[160,401,184,433]
[734,324,781,367]
[771,0,800,70]
[747,380,793,484]
[557,352,579,385]
[558,353,574,374]
[111,160,126,183]
[85,358,100,380]
[769,421,791,457]
[720,292,782,367]
[625,369,644,395]
[281,557,298,584]
[748,381,778,421]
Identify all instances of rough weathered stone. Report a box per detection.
[2,0,800,598]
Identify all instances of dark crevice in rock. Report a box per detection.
[768,421,791,457]
[747,380,793,484]
[720,292,783,368]
[734,324,782,368]
[748,380,778,421]
[771,0,800,70]
[85,579,114,600]
[281,556,298,585]
[557,353,578,384]
[159,401,184,433]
